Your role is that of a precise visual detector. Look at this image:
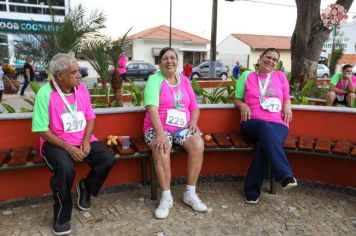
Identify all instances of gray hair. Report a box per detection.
[48,53,77,78]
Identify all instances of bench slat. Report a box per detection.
[350,146,356,157]
[0,148,11,166]
[315,138,332,153]
[212,133,233,148]
[284,136,297,150]
[8,147,31,166]
[131,137,150,153]
[332,140,352,156]
[298,136,314,151]
[204,139,219,148]
[115,145,135,156]
[230,133,252,148]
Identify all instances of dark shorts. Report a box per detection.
[120,73,127,81]
[333,93,352,105]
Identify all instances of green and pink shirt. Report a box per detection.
[235,70,290,126]
[330,73,356,94]
[32,82,97,153]
[143,71,198,132]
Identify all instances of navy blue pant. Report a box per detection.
[241,119,293,199]
[42,141,115,223]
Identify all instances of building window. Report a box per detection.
[9,5,65,15]
[154,56,159,65]
[0,4,6,11]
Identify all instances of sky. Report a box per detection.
[71,0,356,43]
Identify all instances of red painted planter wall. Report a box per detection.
[0,107,355,201]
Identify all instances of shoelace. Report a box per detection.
[158,198,172,209]
[188,194,204,205]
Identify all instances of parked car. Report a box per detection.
[126,62,157,81]
[317,64,330,78]
[191,61,228,80]
[352,64,356,76]
[12,64,88,83]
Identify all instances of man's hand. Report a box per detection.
[66,145,86,161]
[80,140,91,158]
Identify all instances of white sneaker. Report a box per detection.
[183,192,208,212]
[154,197,173,219]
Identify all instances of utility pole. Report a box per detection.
[169,0,172,47]
[209,0,218,78]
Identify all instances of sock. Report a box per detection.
[186,185,196,195]
[161,190,172,199]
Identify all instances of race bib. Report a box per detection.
[260,97,282,113]
[336,94,345,101]
[61,111,86,133]
[166,109,187,127]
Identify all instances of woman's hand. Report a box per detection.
[186,122,200,134]
[153,133,171,154]
[240,103,252,121]
[283,103,293,124]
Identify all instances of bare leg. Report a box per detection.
[183,135,204,186]
[346,93,356,107]
[151,145,172,191]
[326,91,336,106]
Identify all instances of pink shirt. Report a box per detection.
[117,55,128,74]
[236,71,290,126]
[143,72,198,132]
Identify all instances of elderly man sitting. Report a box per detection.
[32,53,115,235]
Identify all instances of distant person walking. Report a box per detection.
[183,61,193,78]
[233,61,240,79]
[20,56,35,96]
[0,63,4,103]
[117,54,128,81]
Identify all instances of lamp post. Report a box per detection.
[209,0,218,78]
[169,0,172,47]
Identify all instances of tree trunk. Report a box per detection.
[291,0,353,87]
[110,73,123,107]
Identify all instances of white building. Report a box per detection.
[322,19,356,65]
[217,34,291,71]
[128,25,210,72]
[0,0,69,63]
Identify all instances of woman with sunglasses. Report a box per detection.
[233,48,297,204]
[143,47,207,219]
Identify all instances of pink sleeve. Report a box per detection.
[352,76,356,87]
[182,75,198,111]
[282,73,290,101]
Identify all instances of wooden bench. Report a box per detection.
[1,134,355,201]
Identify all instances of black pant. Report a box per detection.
[42,141,115,223]
[20,79,29,96]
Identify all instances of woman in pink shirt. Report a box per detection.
[144,47,207,219]
[233,48,297,204]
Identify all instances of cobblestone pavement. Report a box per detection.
[0,182,355,236]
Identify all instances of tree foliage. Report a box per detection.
[291,0,353,86]
[11,4,106,65]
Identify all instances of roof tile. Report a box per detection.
[232,34,291,50]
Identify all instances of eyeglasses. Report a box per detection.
[345,70,352,73]
[264,55,279,62]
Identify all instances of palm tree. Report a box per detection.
[11,4,106,66]
[81,37,111,88]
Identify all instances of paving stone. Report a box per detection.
[0,182,356,235]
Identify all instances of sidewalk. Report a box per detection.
[1,92,35,112]
[0,182,355,235]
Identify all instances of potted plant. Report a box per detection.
[2,64,20,94]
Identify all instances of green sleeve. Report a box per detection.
[32,83,51,132]
[235,70,253,99]
[330,73,341,86]
[144,71,164,107]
